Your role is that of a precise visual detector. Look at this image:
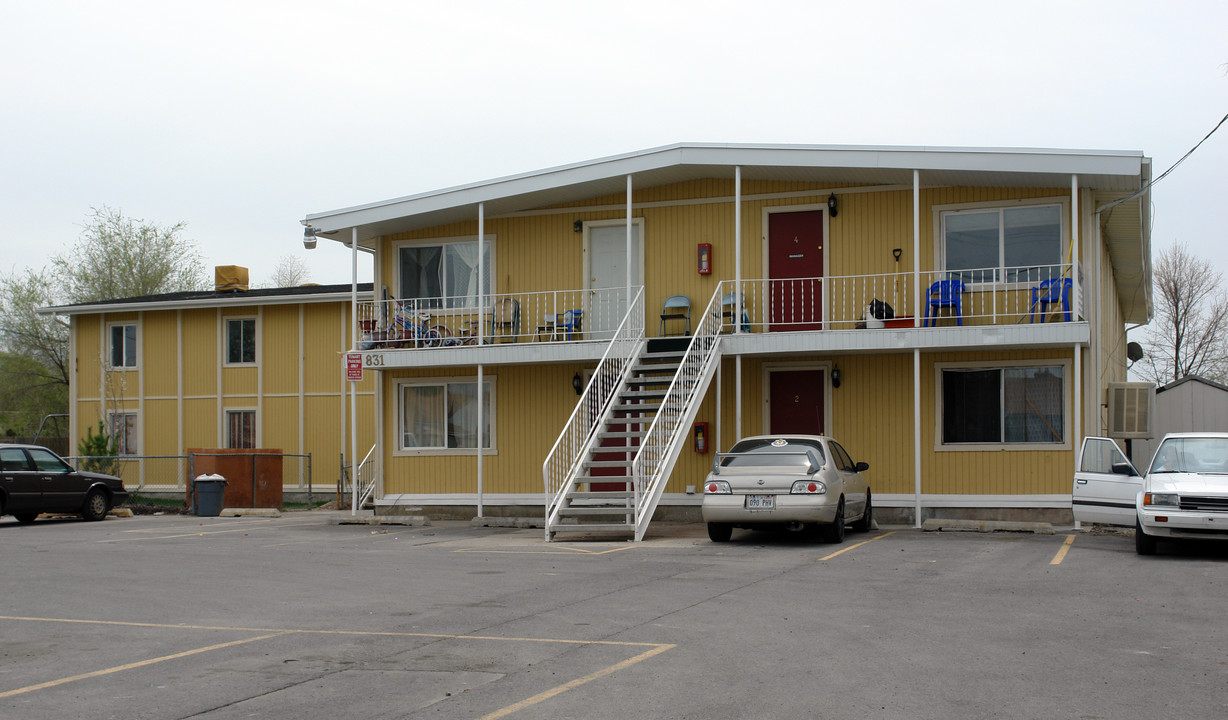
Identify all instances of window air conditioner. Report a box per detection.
[1106,382,1154,439]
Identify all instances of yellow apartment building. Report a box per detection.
[42,282,377,496]
[300,143,1151,540]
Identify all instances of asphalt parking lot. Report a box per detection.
[2,512,1226,720]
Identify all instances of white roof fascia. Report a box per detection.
[38,290,375,317]
[302,143,1147,234]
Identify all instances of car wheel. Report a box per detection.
[852,492,873,533]
[707,522,732,543]
[823,500,846,544]
[14,513,38,524]
[81,489,109,522]
[1135,518,1157,555]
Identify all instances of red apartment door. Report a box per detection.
[769,369,825,435]
[768,210,824,331]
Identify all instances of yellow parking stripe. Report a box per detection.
[1050,534,1076,565]
[819,531,894,561]
[478,643,675,720]
[0,632,289,699]
[98,520,325,543]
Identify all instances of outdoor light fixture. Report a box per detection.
[827,193,838,218]
[831,366,842,389]
[573,220,583,233]
[572,371,583,395]
[303,226,318,250]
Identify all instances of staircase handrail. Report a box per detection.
[356,443,377,508]
[630,285,726,540]
[542,287,645,528]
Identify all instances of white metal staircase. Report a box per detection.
[544,287,725,541]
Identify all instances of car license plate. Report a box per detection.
[745,494,774,510]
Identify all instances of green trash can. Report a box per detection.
[193,474,227,517]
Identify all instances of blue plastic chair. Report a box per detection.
[556,309,583,340]
[923,280,965,327]
[1030,278,1072,323]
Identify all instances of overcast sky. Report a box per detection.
[2,1,1225,292]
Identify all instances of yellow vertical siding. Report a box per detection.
[143,312,178,397]
[262,305,299,396]
[182,309,217,397]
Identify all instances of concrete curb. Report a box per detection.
[219,508,283,518]
[921,518,1055,535]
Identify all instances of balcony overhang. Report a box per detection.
[719,322,1090,356]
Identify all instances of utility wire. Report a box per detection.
[1098,110,1228,213]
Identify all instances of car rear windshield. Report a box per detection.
[1149,437,1228,474]
[721,438,825,468]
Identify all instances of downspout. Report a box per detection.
[1071,176,1081,466]
[626,176,633,318]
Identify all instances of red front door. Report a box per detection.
[768,210,824,332]
[769,369,825,435]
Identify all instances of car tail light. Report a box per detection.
[705,481,731,494]
[790,480,827,494]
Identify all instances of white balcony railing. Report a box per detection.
[719,264,1080,332]
[356,287,634,349]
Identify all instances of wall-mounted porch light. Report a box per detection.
[572,371,583,395]
[831,365,842,389]
[573,220,584,233]
[827,193,838,218]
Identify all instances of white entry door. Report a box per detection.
[586,222,643,338]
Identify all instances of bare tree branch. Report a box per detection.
[1137,243,1228,384]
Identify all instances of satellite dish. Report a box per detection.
[1127,341,1144,363]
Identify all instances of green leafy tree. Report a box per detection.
[77,421,121,476]
[51,205,210,304]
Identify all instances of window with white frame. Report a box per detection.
[940,365,1065,445]
[226,410,256,449]
[109,412,138,455]
[108,324,137,369]
[398,238,493,309]
[398,378,494,451]
[226,318,256,365]
[941,203,1064,284]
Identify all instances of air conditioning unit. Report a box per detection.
[1106,382,1154,439]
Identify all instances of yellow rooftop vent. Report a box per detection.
[214,265,249,292]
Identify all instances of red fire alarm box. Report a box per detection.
[697,243,712,275]
[693,421,709,453]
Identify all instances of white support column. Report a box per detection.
[735,166,743,333]
[1071,175,1080,318]
[914,348,922,528]
[478,202,485,345]
[626,176,633,309]
[1074,343,1082,469]
[715,360,722,455]
[735,354,743,443]
[477,200,486,517]
[913,170,921,327]
[477,364,484,518]
[350,227,359,516]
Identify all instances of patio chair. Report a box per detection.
[659,295,691,336]
[1029,278,1072,323]
[922,279,965,327]
[720,292,751,333]
[488,297,521,342]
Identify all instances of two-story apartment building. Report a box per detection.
[299,143,1152,540]
[41,282,378,496]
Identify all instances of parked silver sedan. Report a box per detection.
[701,435,871,543]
